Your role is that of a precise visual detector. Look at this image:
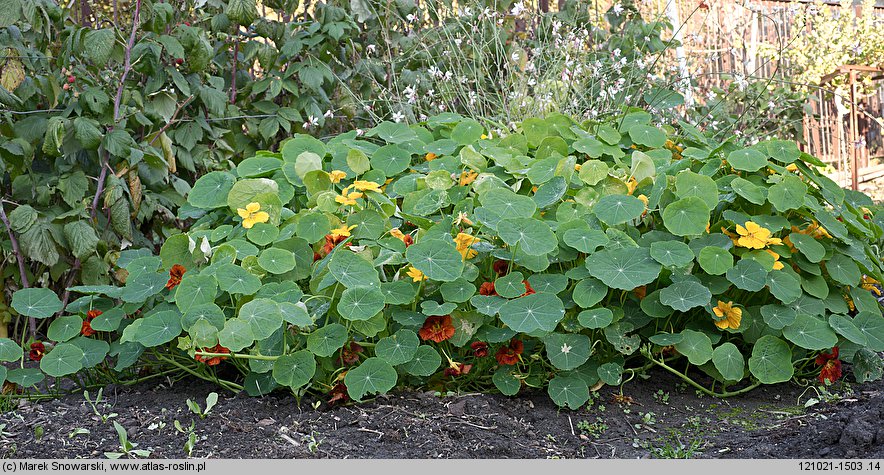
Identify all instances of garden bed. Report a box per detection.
[1,369,881,459]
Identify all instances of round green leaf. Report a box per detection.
[11,288,62,318]
[766,270,801,304]
[272,351,316,389]
[854,312,884,351]
[577,308,614,329]
[47,315,83,342]
[215,264,262,295]
[712,342,745,382]
[493,367,522,396]
[649,333,683,346]
[698,247,733,275]
[175,275,218,313]
[279,302,312,326]
[237,156,281,178]
[121,272,168,303]
[730,177,766,205]
[452,119,484,144]
[325,249,381,290]
[726,259,768,292]
[338,286,386,321]
[39,343,84,377]
[674,330,713,365]
[375,329,419,365]
[498,293,565,333]
[345,357,398,401]
[402,345,442,376]
[135,310,182,347]
[296,213,330,244]
[675,171,718,209]
[563,228,608,254]
[828,314,868,346]
[547,374,589,409]
[783,314,838,350]
[597,362,623,385]
[748,336,794,384]
[593,194,645,226]
[237,298,282,340]
[0,338,23,362]
[481,188,536,219]
[189,171,236,209]
[257,248,296,274]
[543,333,591,370]
[659,281,712,312]
[727,148,768,172]
[768,176,807,213]
[760,304,797,330]
[218,318,255,352]
[69,336,110,368]
[649,241,694,268]
[788,233,825,263]
[246,223,279,246]
[628,125,666,148]
[370,144,411,176]
[440,279,476,303]
[825,254,860,286]
[585,247,662,290]
[380,281,417,305]
[496,218,558,256]
[306,323,348,357]
[405,239,464,282]
[182,303,226,331]
[7,368,44,388]
[662,197,710,236]
[495,271,527,299]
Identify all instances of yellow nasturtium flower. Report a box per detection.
[712,300,742,330]
[406,266,427,282]
[454,232,480,260]
[335,188,364,206]
[352,180,383,193]
[459,171,478,186]
[861,275,882,296]
[330,224,357,238]
[237,202,269,229]
[735,221,780,249]
[764,249,785,270]
[329,170,347,183]
[625,176,638,195]
[425,152,438,161]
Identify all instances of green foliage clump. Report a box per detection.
[8,111,884,407]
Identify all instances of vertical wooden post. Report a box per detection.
[849,70,859,191]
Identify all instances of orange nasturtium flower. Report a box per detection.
[237,202,270,229]
[330,224,357,239]
[328,170,347,183]
[419,315,455,343]
[194,344,230,366]
[352,180,383,193]
[406,266,427,282]
[81,309,102,337]
[495,339,524,366]
[735,221,780,249]
[861,275,882,296]
[425,152,438,161]
[459,171,478,186]
[712,300,742,330]
[454,232,480,260]
[625,176,638,195]
[166,264,186,290]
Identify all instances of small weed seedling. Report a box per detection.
[186,392,219,419]
[68,428,90,438]
[104,422,150,459]
[174,420,198,457]
[654,390,670,405]
[576,419,609,439]
[84,389,117,423]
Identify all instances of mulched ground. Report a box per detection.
[0,368,881,459]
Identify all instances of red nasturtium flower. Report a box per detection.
[470,341,489,358]
[322,233,352,256]
[418,315,456,343]
[496,339,524,366]
[29,342,46,361]
[313,251,323,262]
[521,280,536,297]
[165,264,186,290]
[194,344,230,366]
[402,234,414,247]
[338,342,364,366]
[493,259,510,276]
[444,362,473,377]
[328,383,349,406]
[81,309,102,337]
[478,282,497,296]
[815,347,842,385]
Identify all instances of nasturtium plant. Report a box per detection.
[7,112,884,408]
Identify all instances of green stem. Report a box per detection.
[643,350,761,398]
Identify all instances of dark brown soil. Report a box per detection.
[0,369,881,459]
